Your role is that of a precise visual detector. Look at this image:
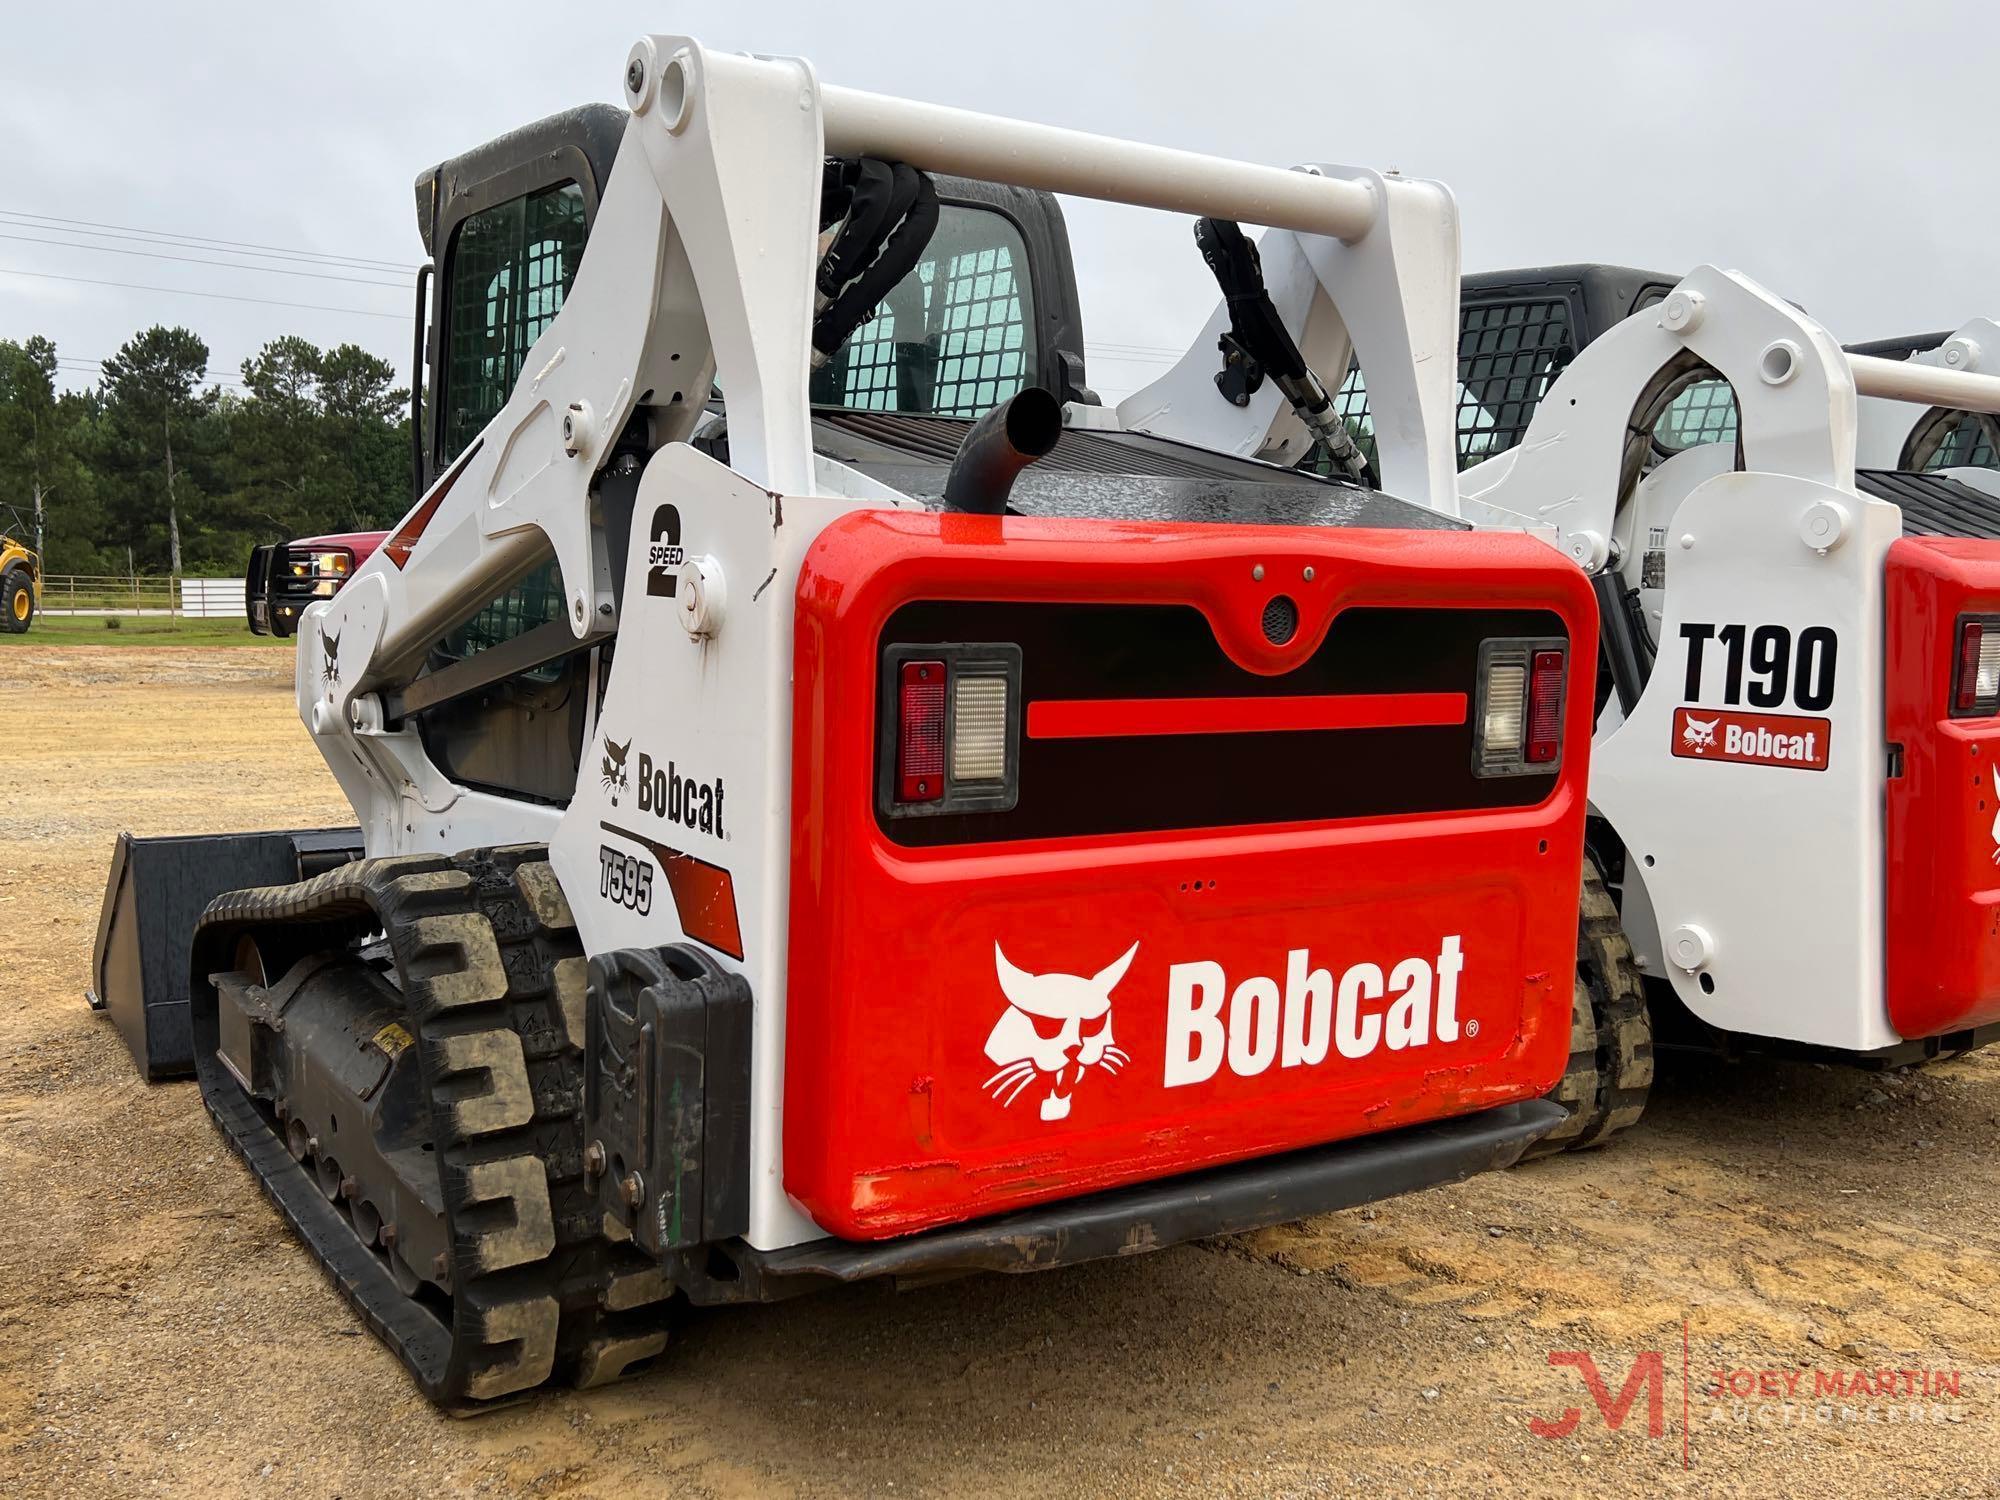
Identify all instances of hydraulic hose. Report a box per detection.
[812,163,940,361]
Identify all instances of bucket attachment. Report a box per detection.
[89,827,365,1079]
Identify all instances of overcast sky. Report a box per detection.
[4,1,1994,405]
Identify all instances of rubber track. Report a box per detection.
[1523,857,1654,1159]
[188,845,672,1406]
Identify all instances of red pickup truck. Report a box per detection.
[245,530,387,637]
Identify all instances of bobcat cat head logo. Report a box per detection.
[1989,767,1999,865]
[984,942,1136,1122]
[320,631,341,686]
[1681,714,1720,753]
[601,737,632,804]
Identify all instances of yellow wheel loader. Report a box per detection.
[0,506,40,634]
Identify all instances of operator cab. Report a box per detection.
[412,104,1442,527]
[411,107,1092,490]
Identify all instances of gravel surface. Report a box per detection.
[2,644,1996,1497]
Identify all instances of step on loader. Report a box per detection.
[90,36,1603,1405]
[1131,246,2000,1154]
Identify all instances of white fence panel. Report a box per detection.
[180,576,247,619]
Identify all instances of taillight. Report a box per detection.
[950,674,1009,782]
[883,645,1023,816]
[1527,649,1565,763]
[1475,638,1567,776]
[897,661,946,802]
[1952,614,2000,718]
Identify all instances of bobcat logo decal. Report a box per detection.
[984,942,1136,1122]
[1680,714,1720,753]
[320,631,341,687]
[1989,767,1999,865]
[601,737,632,805]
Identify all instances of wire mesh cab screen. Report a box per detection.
[1909,408,2000,472]
[442,182,589,461]
[1306,298,1577,475]
[809,206,1038,419]
[1457,299,1574,465]
[1653,378,1740,454]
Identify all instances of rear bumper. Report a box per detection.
[696,1099,1561,1301]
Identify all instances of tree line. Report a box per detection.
[0,326,411,575]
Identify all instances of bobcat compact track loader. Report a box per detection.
[1127,248,2000,1152]
[90,36,1603,1406]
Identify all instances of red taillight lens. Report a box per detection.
[1526,649,1565,763]
[1952,617,2000,717]
[897,660,946,802]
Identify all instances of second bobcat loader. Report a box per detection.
[90,36,1603,1405]
[1129,244,2000,1153]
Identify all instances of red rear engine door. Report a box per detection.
[786,512,1596,1239]
[1886,536,2000,1039]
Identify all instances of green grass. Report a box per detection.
[3,614,294,648]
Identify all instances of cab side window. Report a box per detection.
[441,182,588,462]
[1909,408,2000,472]
[418,182,592,805]
[809,205,1039,417]
[1652,378,1739,456]
[1457,299,1574,467]
[418,557,584,807]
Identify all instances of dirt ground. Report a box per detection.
[3,644,1998,1498]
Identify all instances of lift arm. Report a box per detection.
[305,32,1476,746]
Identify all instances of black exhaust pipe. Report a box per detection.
[942,387,1062,515]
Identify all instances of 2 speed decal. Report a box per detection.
[645,503,685,599]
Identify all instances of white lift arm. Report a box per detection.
[1855,318,2000,481]
[1459,268,2000,572]
[1453,269,2000,1056]
[301,32,1480,849]
[312,34,1469,722]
